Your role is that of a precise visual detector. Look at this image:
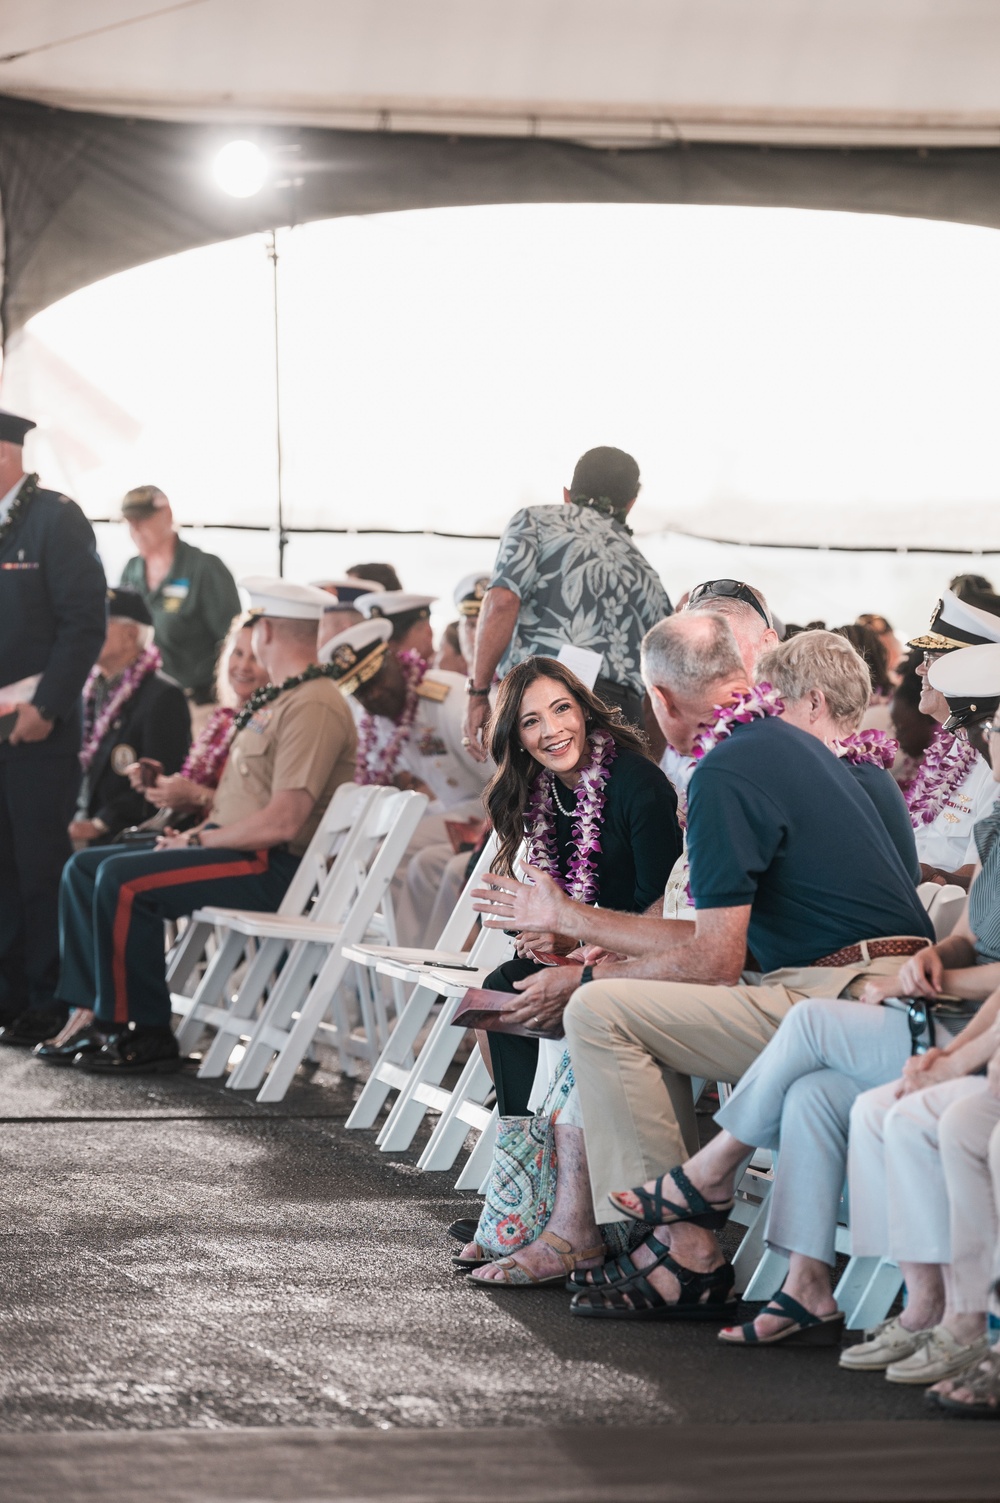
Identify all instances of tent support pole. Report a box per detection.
[267,229,287,577]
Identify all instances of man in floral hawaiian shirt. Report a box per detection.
[463,447,671,757]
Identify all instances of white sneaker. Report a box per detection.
[885,1325,989,1385]
[839,1315,934,1372]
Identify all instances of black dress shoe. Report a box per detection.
[33,1025,110,1066]
[0,1008,70,1047]
[75,1024,183,1074]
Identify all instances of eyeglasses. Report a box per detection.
[906,999,937,1056]
[688,579,772,629]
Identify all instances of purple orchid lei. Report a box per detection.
[357,650,428,786]
[904,725,979,829]
[524,729,618,904]
[689,682,785,762]
[79,644,162,771]
[832,728,899,770]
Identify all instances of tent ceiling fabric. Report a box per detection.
[6,91,1000,343]
[2,1,1000,147]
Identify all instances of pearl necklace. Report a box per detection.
[551,778,576,816]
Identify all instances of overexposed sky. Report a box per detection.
[5,202,1000,634]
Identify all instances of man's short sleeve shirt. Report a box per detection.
[686,717,933,974]
[212,678,357,855]
[489,503,672,696]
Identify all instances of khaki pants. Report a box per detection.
[564,957,905,1222]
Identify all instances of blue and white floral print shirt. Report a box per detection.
[489,503,672,695]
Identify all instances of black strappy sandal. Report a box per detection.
[718,1288,844,1347]
[570,1248,737,1322]
[566,1232,674,1290]
[608,1164,734,1230]
[447,1219,480,1244]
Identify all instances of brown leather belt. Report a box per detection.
[812,936,931,968]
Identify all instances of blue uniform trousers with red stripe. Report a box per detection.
[56,843,300,1029]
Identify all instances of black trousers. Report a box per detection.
[57,843,300,1030]
[0,750,77,1013]
[484,956,543,1116]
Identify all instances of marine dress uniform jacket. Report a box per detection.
[77,669,191,840]
[0,483,106,1013]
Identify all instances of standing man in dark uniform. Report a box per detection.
[0,409,107,1043]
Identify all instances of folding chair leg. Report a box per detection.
[740,1247,789,1302]
[224,940,329,1091]
[166,919,215,997]
[836,1256,904,1330]
[254,965,350,1102]
[376,1004,468,1150]
[347,982,441,1130]
[173,929,248,1053]
[454,1105,497,1191]
[416,1051,494,1172]
[194,936,289,1074]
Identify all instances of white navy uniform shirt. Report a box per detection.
[915,754,999,872]
[359,669,492,811]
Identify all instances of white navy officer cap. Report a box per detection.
[355,591,436,621]
[239,576,332,621]
[928,643,1000,734]
[909,589,1000,654]
[317,617,393,693]
[310,577,385,608]
[454,573,490,617]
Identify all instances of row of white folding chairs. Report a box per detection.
[166,782,427,1101]
[344,834,517,1188]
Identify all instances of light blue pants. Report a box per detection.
[716,998,913,1265]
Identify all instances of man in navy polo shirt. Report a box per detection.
[474,611,932,1297]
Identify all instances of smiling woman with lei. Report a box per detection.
[454,656,681,1287]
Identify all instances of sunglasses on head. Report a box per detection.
[688,579,772,629]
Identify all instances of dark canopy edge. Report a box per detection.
[3,93,1000,341]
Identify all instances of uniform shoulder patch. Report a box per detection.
[416,679,450,703]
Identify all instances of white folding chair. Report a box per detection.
[170,783,381,1054]
[221,787,428,1101]
[345,835,500,1137]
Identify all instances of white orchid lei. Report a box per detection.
[80,644,162,772]
[832,729,898,770]
[689,682,785,762]
[524,728,618,904]
[357,650,427,786]
[904,725,979,829]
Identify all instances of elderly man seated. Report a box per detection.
[592,640,1000,1345]
[474,611,933,1309]
[24,579,357,1073]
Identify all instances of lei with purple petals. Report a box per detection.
[832,729,899,770]
[524,729,617,904]
[79,645,162,771]
[181,705,236,787]
[904,725,979,828]
[689,682,785,762]
[357,650,427,786]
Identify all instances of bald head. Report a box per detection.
[642,613,744,697]
[642,613,750,755]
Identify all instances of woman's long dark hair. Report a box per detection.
[485,657,646,876]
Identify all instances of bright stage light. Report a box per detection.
[213,140,268,198]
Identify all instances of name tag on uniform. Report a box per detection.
[162,580,190,613]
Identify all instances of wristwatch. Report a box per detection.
[580,964,595,987]
[186,831,202,847]
[465,679,491,698]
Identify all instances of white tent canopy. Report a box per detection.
[4,0,1000,147]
